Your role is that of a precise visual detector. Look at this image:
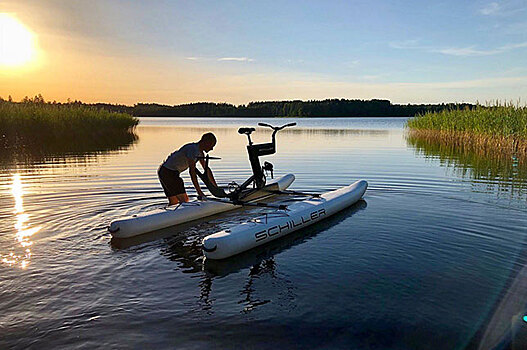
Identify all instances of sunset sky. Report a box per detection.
[1,0,527,105]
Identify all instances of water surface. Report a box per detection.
[1,117,526,349]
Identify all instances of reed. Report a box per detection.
[406,103,527,163]
[407,102,527,137]
[407,129,527,163]
[0,99,139,151]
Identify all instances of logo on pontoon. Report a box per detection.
[254,209,326,242]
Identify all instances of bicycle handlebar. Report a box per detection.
[257,122,273,128]
[281,122,297,129]
[196,155,221,160]
[257,122,297,131]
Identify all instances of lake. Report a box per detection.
[1,117,527,349]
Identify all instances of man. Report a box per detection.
[158,132,218,205]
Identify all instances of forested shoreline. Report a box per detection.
[132,99,475,117]
[3,97,476,118]
[1,95,476,117]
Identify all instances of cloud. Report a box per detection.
[185,56,256,62]
[480,2,500,15]
[501,41,527,50]
[389,39,421,49]
[478,1,527,17]
[218,57,254,62]
[434,47,501,56]
[392,75,527,89]
[285,58,305,64]
[436,41,527,56]
[390,37,527,57]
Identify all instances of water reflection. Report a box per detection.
[6,117,526,349]
[203,200,367,277]
[165,201,366,312]
[203,201,367,313]
[0,131,138,166]
[150,126,390,136]
[139,125,395,153]
[113,199,367,312]
[407,133,527,199]
[407,132,527,348]
[1,173,41,268]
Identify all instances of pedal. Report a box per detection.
[263,161,274,179]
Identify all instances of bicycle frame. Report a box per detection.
[197,122,295,202]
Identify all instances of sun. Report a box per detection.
[0,13,35,67]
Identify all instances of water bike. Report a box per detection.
[109,122,298,238]
[108,122,368,260]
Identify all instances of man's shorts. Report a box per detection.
[158,166,186,197]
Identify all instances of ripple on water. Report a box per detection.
[1,118,526,349]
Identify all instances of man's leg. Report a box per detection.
[168,193,189,205]
[159,166,188,205]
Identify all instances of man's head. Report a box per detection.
[199,132,217,152]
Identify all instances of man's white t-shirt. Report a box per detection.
[162,142,203,173]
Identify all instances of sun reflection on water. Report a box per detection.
[1,173,41,268]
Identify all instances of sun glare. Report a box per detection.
[1,174,41,269]
[0,13,35,67]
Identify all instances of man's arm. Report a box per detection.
[188,160,206,198]
[199,159,218,187]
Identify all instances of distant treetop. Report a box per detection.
[1,95,475,118]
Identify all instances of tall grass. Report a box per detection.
[406,103,527,162]
[407,102,527,137]
[0,100,139,152]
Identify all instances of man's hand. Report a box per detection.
[197,193,207,201]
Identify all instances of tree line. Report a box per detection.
[1,95,475,117]
[130,99,476,117]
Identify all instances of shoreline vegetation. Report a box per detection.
[406,103,527,164]
[2,95,475,118]
[132,100,474,118]
[0,95,138,161]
